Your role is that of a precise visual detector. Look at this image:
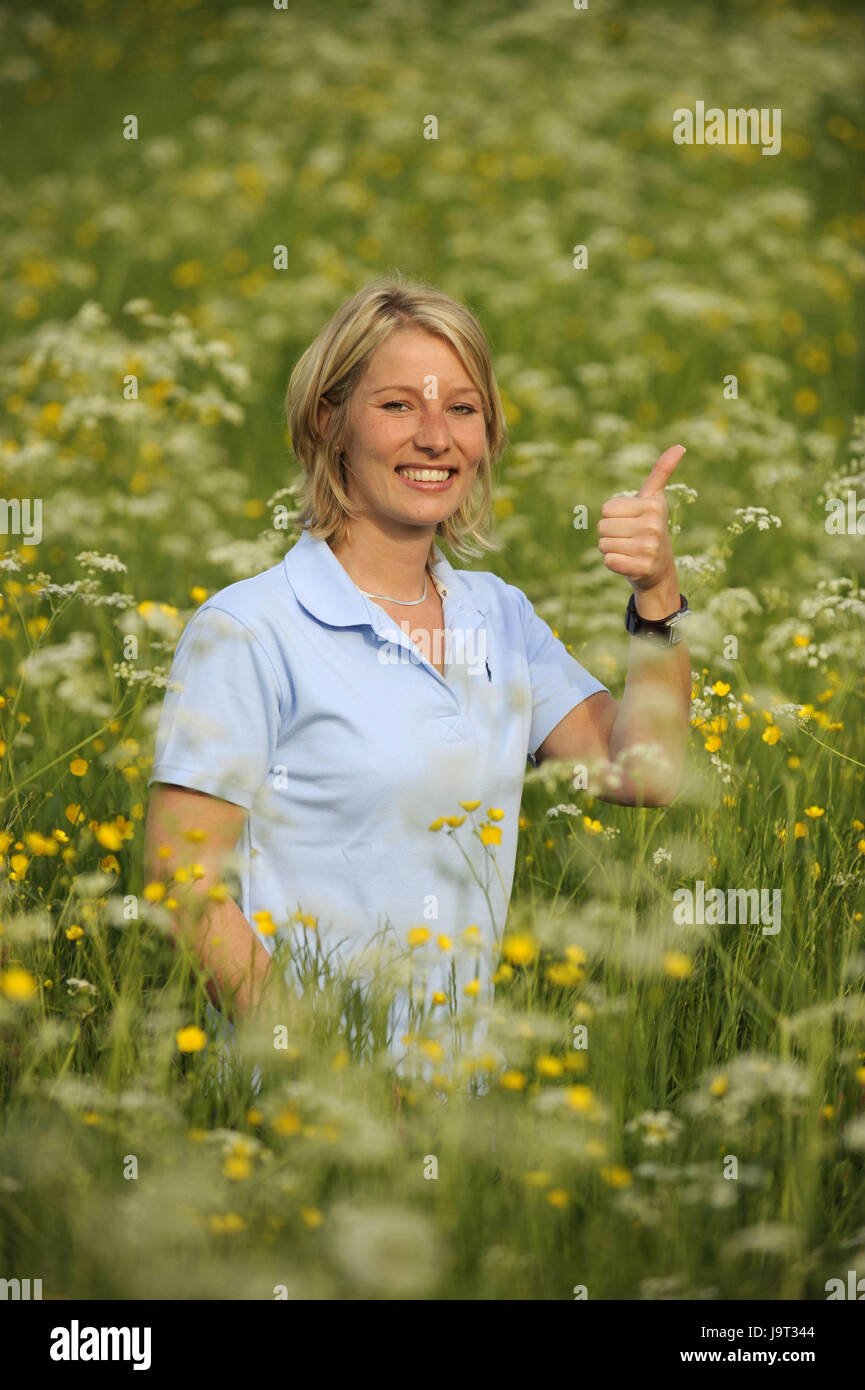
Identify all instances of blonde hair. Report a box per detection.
[284,271,507,565]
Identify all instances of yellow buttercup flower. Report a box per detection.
[804,805,825,818]
[273,1109,301,1136]
[223,1154,252,1181]
[794,823,807,838]
[95,823,123,851]
[546,1188,569,1208]
[500,1069,526,1091]
[210,1213,246,1234]
[463,978,481,998]
[709,1076,728,1097]
[502,933,536,966]
[443,815,465,828]
[1,967,37,1001]
[431,991,447,1006]
[663,952,693,980]
[406,926,431,947]
[480,824,502,846]
[599,1166,632,1189]
[565,1085,594,1113]
[436,934,452,951]
[536,1055,564,1078]
[547,962,584,987]
[25,831,58,855]
[761,726,781,745]
[69,758,88,776]
[711,681,730,696]
[176,1025,207,1053]
[459,800,481,811]
[65,925,84,941]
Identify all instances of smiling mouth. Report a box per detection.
[395,465,457,482]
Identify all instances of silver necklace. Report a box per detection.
[358,569,430,605]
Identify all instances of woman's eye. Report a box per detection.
[381,401,476,414]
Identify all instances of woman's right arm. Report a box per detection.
[143,782,275,1020]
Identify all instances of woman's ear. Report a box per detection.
[317,396,334,441]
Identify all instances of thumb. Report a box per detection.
[637,444,686,499]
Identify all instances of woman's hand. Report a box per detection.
[597,444,685,620]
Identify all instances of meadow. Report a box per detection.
[0,0,863,1300]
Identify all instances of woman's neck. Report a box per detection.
[328,526,436,602]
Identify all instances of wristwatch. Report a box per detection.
[625,592,691,646]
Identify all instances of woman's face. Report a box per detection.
[320,327,488,532]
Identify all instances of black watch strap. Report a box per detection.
[625,592,690,646]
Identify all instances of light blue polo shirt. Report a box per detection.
[147,526,608,1018]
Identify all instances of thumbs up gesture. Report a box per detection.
[597,445,685,614]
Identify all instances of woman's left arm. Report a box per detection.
[534,445,692,806]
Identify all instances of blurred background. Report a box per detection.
[0,0,863,1303]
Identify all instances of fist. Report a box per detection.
[596,444,685,594]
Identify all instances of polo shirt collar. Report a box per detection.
[284,525,487,631]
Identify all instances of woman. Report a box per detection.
[144,274,692,1048]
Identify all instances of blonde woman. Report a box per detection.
[144,274,691,1044]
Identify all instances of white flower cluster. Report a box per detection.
[113,662,175,690]
[75,551,128,573]
[625,1108,682,1146]
[728,506,782,534]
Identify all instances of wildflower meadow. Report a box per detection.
[1,0,863,1313]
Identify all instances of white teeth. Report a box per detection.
[397,468,452,482]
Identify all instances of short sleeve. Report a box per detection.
[148,604,284,810]
[508,583,610,767]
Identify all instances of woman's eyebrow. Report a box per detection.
[368,383,483,397]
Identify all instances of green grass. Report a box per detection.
[0,0,863,1299]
